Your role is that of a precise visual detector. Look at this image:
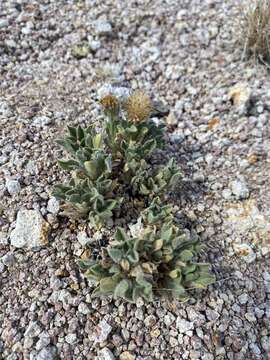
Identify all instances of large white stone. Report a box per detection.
[225,199,270,246]
[10,210,49,248]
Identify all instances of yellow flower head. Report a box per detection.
[100,94,119,114]
[126,90,152,123]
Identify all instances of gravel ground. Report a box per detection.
[1,0,270,359]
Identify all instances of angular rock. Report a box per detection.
[36,346,57,360]
[1,253,15,267]
[10,210,49,248]
[77,231,93,247]
[231,179,249,200]
[0,231,8,245]
[32,116,51,128]
[93,319,112,343]
[5,179,21,196]
[261,336,270,352]
[144,315,156,327]
[47,197,60,215]
[94,19,112,35]
[164,313,176,327]
[176,318,194,334]
[166,112,178,126]
[89,39,101,52]
[0,19,9,28]
[98,348,115,360]
[78,302,90,315]
[65,333,77,345]
[24,321,42,338]
[35,332,51,351]
[119,352,135,360]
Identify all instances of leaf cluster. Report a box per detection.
[53,91,181,227]
[79,200,215,302]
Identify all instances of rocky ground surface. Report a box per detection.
[1,0,270,359]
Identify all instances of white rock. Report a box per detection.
[5,39,16,48]
[24,321,42,338]
[78,302,90,315]
[93,319,112,343]
[77,231,93,247]
[263,272,270,282]
[231,179,249,199]
[261,336,270,351]
[65,333,77,345]
[0,231,8,245]
[89,39,101,51]
[21,26,32,35]
[0,19,9,28]
[32,115,51,127]
[222,188,232,200]
[98,348,115,360]
[47,197,60,215]
[164,313,176,327]
[48,289,72,305]
[245,312,256,322]
[97,83,130,101]
[6,179,21,195]
[205,154,214,166]
[36,346,57,360]
[94,19,112,35]
[35,332,50,351]
[26,160,38,175]
[10,210,49,248]
[176,318,194,334]
[238,293,249,304]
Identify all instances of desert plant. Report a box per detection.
[54,87,215,303]
[53,126,122,228]
[53,90,180,228]
[79,215,215,302]
[240,0,270,64]
[141,197,174,225]
[130,158,181,197]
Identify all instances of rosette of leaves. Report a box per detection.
[130,158,182,197]
[104,117,165,166]
[141,197,174,225]
[101,92,165,164]
[53,126,121,228]
[79,222,215,303]
[116,120,164,164]
[53,176,120,228]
